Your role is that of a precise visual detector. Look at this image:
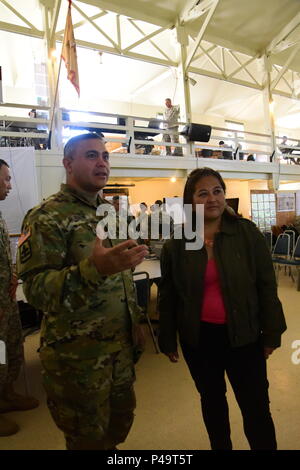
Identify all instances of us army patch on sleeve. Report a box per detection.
[18,229,31,247]
[19,240,32,263]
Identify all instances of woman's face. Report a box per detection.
[192,175,226,222]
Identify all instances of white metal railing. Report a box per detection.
[0,103,300,165]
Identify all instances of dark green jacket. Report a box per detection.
[158,215,286,353]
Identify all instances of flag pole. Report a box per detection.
[47,54,63,150]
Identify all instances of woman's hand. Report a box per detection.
[165,352,179,363]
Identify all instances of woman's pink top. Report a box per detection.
[200,259,227,324]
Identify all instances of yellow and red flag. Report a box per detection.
[61,0,80,97]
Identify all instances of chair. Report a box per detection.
[284,230,296,255]
[272,235,300,289]
[272,233,290,260]
[133,271,160,353]
[272,233,290,282]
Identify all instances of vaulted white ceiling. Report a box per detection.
[1,0,300,127]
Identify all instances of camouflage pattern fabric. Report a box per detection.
[0,212,24,394]
[17,184,143,446]
[42,340,136,449]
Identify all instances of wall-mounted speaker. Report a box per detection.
[180,123,212,142]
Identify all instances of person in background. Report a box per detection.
[0,159,39,437]
[17,133,148,450]
[135,203,150,244]
[218,141,233,160]
[278,136,299,164]
[158,167,286,450]
[163,98,183,156]
[149,199,174,241]
[112,195,135,222]
[28,109,37,118]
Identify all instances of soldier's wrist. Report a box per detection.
[88,256,108,279]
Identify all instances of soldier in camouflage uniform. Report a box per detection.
[0,159,39,437]
[17,134,149,450]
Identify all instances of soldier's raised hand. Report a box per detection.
[90,238,149,276]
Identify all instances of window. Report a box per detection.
[251,191,276,232]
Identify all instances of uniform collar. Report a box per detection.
[60,184,104,208]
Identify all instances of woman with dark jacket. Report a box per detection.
[158,168,286,450]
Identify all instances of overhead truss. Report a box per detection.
[0,0,300,101]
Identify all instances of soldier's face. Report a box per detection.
[0,164,12,201]
[165,99,172,108]
[64,139,110,193]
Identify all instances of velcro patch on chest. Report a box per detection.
[19,240,32,263]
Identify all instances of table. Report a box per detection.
[134,259,161,280]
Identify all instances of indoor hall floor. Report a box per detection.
[0,271,300,451]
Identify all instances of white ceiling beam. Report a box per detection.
[228,50,260,86]
[266,12,300,55]
[201,33,255,58]
[116,14,121,49]
[123,25,170,53]
[60,38,177,67]
[221,46,225,75]
[0,0,39,31]
[272,64,293,93]
[227,55,258,80]
[192,44,217,63]
[50,0,61,44]
[128,19,171,62]
[178,0,200,23]
[71,2,121,52]
[199,44,224,75]
[0,20,43,37]
[185,0,219,70]
[189,65,262,91]
[271,43,300,90]
[56,11,107,35]
[179,0,215,24]
[76,0,171,28]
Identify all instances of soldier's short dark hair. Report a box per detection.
[0,159,9,170]
[64,132,105,160]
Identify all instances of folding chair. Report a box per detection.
[133,271,160,353]
[272,233,290,282]
[272,234,300,289]
[284,230,296,255]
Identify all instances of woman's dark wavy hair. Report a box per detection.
[183,167,238,220]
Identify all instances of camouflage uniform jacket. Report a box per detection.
[0,212,14,314]
[163,105,180,129]
[17,184,143,359]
